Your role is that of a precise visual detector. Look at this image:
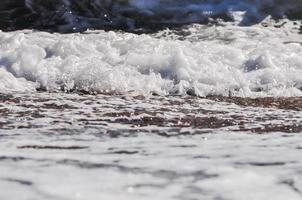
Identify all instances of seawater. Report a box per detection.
[1,0,302,32]
[0,1,302,200]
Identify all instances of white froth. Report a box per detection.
[0,92,302,200]
[0,23,301,97]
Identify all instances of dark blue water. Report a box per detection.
[0,0,301,33]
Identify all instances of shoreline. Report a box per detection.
[0,92,301,134]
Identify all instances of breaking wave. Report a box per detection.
[0,22,301,97]
[0,0,301,97]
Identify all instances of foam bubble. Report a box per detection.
[0,22,301,97]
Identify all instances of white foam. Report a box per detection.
[0,23,301,97]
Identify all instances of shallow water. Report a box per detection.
[1,93,302,199]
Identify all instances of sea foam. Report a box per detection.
[0,21,301,97]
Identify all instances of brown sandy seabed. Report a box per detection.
[0,92,301,144]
